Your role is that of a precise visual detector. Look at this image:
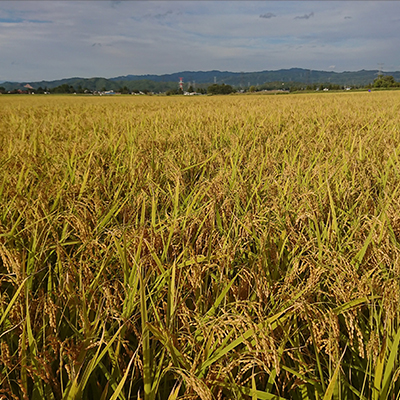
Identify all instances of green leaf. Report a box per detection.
[380,327,400,400]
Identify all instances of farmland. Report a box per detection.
[1,92,400,399]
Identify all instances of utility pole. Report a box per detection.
[378,63,384,76]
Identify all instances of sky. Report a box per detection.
[1,1,400,82]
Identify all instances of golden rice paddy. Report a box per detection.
[1,91,400,399]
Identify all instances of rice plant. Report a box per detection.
[1,92,400,399]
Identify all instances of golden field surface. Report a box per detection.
[1,92,400,399]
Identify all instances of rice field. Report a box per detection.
[1,91,400,399]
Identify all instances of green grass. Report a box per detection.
[1,92,400,399]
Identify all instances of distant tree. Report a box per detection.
[166,89,180,96]
[373,75,398,88]
[51,84,76,93]
[119,86,130,94]
[207,84,219,94]
[0,86,6,94]
[165,88,183,95]
[249,85,256,93]
[207,83,235,95]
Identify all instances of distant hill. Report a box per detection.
[111,68,400,87]
[2,68,400,92]
[1,77,179,93]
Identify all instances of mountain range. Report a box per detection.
[2,68,400,92]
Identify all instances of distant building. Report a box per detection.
[100,90,116,96]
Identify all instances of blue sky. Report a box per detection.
[1,1,400,82]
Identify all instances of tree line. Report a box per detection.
[1,75,399,95]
